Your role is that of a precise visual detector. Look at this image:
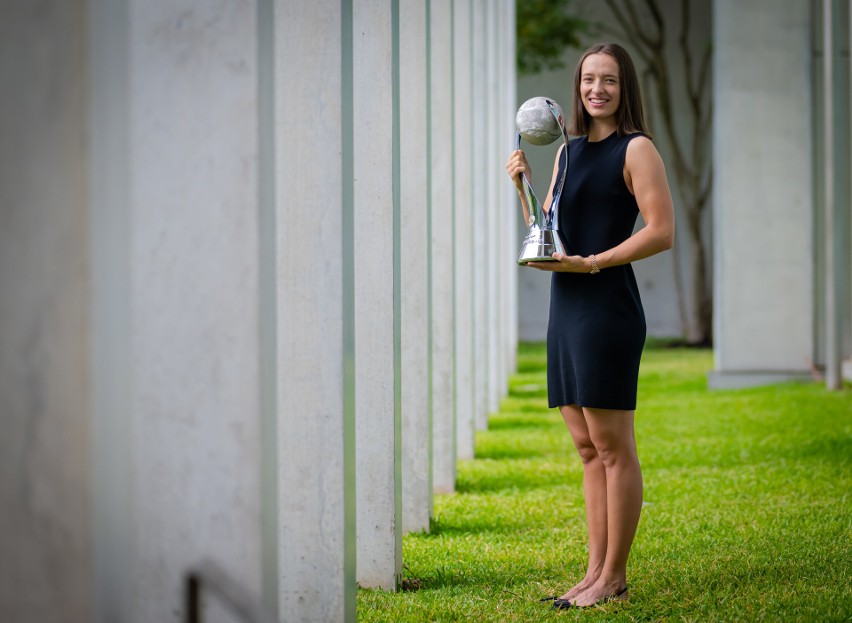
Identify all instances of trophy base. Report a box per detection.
[517,228,565,265]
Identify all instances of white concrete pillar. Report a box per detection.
[126,2,264,620]
[0,3,92,620]
[821,0,849,390]
[471,0,490,431]
[454,0,476,461]
[353,0,402,590]
[430,0,457,493]
[848,3,852,381]
[486,2,502,415]
[400,0,433,532]
[275,1,356,620]
[710,0,814,388]
[496,0,513,405]
[502,0,519,379]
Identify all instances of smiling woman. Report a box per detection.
[505,42,675,609]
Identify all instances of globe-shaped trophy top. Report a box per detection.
[515,96,564,146]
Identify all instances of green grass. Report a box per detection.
[358,343,852,622]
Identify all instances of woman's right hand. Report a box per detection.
[505,150,530,192]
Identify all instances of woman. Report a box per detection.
[505,43,674,609]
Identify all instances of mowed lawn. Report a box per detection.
[358,343,852,622]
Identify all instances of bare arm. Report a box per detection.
[596,136,674,268]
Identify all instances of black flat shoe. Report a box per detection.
[551,598,572,610]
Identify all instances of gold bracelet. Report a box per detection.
[589,254,600,274]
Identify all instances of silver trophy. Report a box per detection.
[514,97,569,265]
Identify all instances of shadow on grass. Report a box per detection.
[486,414,558,430]
[456,467,576,494]
[472,447,544,460]
[399,564,485,591]
[790,434,852,463]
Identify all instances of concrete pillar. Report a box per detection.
[401,0,433,532]
[430,0,457,493]
[503,0,519,379]
[471,0,490,431]
[353,0,402,590]
[125,2,264,620]
[454,0,476,461]
[0,3,92,620]
[486,2,502,416]
[275,1,355,620]
[710,0,814,388]
[821,0,850,389]
[822,0,840,389]
[848,3,852,381]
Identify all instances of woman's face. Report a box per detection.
[579,53,621,122]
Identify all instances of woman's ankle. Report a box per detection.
[593,571,627,592]
[584,563,604,583]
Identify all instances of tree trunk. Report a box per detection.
[684,208,711,345]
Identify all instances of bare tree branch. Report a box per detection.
[699,162,713,207]
[604,0,656,49]
[680,0,699,109]
[623,0,658,48]
[696,42,712,102]
[639,0,665,47]
[597,21,655,66]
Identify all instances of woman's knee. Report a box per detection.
[560,405,599,464]
[573,436,599,464]
[590,432,637,468]
[584,408,638,467]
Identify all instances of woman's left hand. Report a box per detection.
[526,253,590,272]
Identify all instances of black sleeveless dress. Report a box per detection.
[547,131,646,411]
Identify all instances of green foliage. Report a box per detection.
[359,343,852,622]
[516,0,589,75]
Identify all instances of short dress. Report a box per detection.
[546,131,647,411]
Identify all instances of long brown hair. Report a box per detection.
[567,43,650,138]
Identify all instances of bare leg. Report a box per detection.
[570,407,641,606]
[557,405,607,600]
